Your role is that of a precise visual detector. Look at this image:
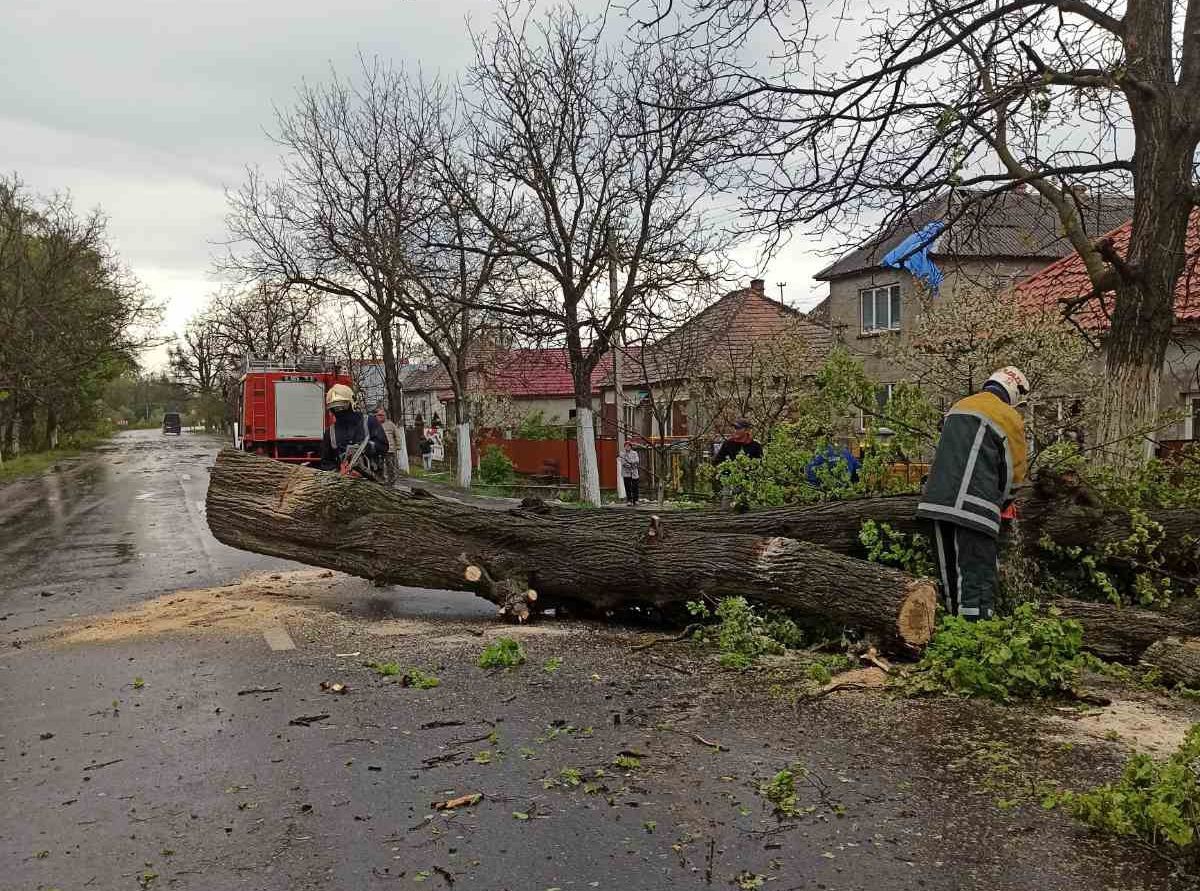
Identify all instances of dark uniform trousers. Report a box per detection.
[933,521,998,621]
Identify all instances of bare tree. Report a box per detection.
[447,1,736,503]
[645,0,1200,463]
[225,61,504,487]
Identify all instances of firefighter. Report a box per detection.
[320,384,389,477]
[917,367,1029,621]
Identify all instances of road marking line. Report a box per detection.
[263,623,296,651]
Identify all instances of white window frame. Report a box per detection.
[858,382,895,432]
[860,284,902,334]
[1186,393,1200,441]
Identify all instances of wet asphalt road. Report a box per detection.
[0,431,1186,890]
[0,430,492,642]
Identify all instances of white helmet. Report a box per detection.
[986,367,1030,406]
[325,383,355,411]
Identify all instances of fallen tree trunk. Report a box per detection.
[1051,598,1198,663]
[1140,637,1200,687]
[514,490,1200,574]
[206,450,937,653]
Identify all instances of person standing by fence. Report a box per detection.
[620,441,640,505]
[374,405,403,486]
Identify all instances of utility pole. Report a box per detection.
[776,282,787,302]
[609,231,626,502]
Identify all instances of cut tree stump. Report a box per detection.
[1141,637,1200,687]
[206,450,937,653]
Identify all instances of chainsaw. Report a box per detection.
[339,437,375,480]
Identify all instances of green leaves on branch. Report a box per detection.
[859,520,935,576]
[904,604,1092,701]
[1050,723,1200,852]
[479,637,526,669]
[1039,509,1176,608]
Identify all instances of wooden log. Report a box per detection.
[1051,598,1198,663]
[1141,637,1200,687]
[206,450,937,653]
[515,488,1200,574]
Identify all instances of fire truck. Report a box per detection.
[235,357,354,464]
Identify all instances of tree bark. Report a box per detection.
[378,317,403,426]
[1051,598,1197,663]
[1140,637,1200,688]
[1094,6,1198,464]
[457,421,472,488]
[575,407,601,506]
[206,450,938,653]
[513,489,1200,576]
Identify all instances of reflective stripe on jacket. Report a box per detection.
[916,392,1027,538]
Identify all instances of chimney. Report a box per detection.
[750,278,765,294]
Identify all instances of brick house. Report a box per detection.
[1014,208,1200,450]
[814,189,1133,419]
[599,278,833,441]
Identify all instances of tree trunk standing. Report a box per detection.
[206,450,937,652]
[609,236,626,503]
[454,296,473,490]
[1093,4,1200,463]
[377,319,411,475]
[46,407,58,450]
[457,422,473,488]
[378,318,402,419]
[576,407,601,505]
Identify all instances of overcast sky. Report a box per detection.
[3,0,836,368]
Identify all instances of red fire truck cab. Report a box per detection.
[235,358,354,464]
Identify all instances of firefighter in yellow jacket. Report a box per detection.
[917,367,1029,621]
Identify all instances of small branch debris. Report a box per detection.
[82,759,123,772]
[288,714,331,726]
[237,687,282,696]
[432,792,482,811]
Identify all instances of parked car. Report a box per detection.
[162,412,182,435]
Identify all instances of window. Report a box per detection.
[1187,394,1200,441]
[859,383,895,432]
[860,284,901,333]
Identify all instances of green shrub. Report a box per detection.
[1052,723,1200,852]
[479,637,526,669]
[859,520,935,576]
[903,603,1092,701]
[514,410,569,440]
[478,444,516,485]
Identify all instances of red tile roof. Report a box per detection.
[607,283,831,386]
[483,348,612,398]
[403,349,612,400]
[1014,209,1200,328]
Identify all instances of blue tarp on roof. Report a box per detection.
[882,221,945,289]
